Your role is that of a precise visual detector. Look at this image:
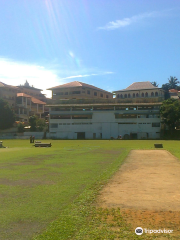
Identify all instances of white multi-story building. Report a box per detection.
[48,102,161,139]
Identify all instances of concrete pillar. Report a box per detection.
[30,98,31,110]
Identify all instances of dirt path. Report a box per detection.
[97,150,180,236]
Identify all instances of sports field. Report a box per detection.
[0,140,180,240]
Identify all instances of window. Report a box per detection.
[94,92,97,96]
[115,114,137,119]
[50,115,71,119]
[118,122,137,124]
[72,115,92,119]
[72,107,92,111]
[93,106,114,110]
[151,92,154,97]
[138,115,145,118]
[124,94,127,98]
[50,123,58,128]
[145,92,148,97]
[120,94,123,98]
[152,122,160,127]
[141,93,144,97]
[72,91,81,94]
[51,107,71,111]
[117,94,119,98]
[136,93,139,97]
[128,93,131,98]
[100,93,103,97]
[87,90,90,94]
[155,92,158,96]
[133,93,135,98]
[106,95,109,98]
[65,92,68,95]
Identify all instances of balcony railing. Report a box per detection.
[48,97,164,105]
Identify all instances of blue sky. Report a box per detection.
[0,0,180,97]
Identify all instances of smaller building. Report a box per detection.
[47,81,113,100]
[113,81,164,101]
[169,89,180,99]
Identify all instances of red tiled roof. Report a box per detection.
[114,81,159,92]
[17,93,46,105]
[169,89,178,93]
[47,81,113,94]
[17,93,31,98]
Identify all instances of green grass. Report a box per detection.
[0,140,180,240]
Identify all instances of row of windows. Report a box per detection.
[50,114,160,120]
[50,115,92,119]
[50,122,160,128]
[50,123,92,128]
[59,122,92,125]
[119,122,160,127]
[115,114,160,119]
[117,92,159,98]
[118,122,160,127]
[50,105,160,111]
[54,90,109,98]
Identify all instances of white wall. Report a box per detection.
[49,110,161,139]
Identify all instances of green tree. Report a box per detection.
[162,76,179,91]
[151,81,159,87]
[162,76,180,99]
[29,115,37,132]
[160,99,180,130]
[161,83,170,100]
[36,118,46,132]
[168,76,179,89]
[17,123,24,133]
[0,99,15,130]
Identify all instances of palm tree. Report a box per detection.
[168,76,179,89]
[151,81,159,87]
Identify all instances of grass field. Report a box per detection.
[0,140,180,240]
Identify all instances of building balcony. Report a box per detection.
[50,97,164,105]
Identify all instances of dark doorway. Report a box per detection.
[131,133,137,139]
[77,132,85,139]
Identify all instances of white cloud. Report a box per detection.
[69,51,75,58]
[0,58,62,98]
[98,10,171,30]
[60,71,114,81]
[0,58,114,98]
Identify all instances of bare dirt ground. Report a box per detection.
[97,150,180,237]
